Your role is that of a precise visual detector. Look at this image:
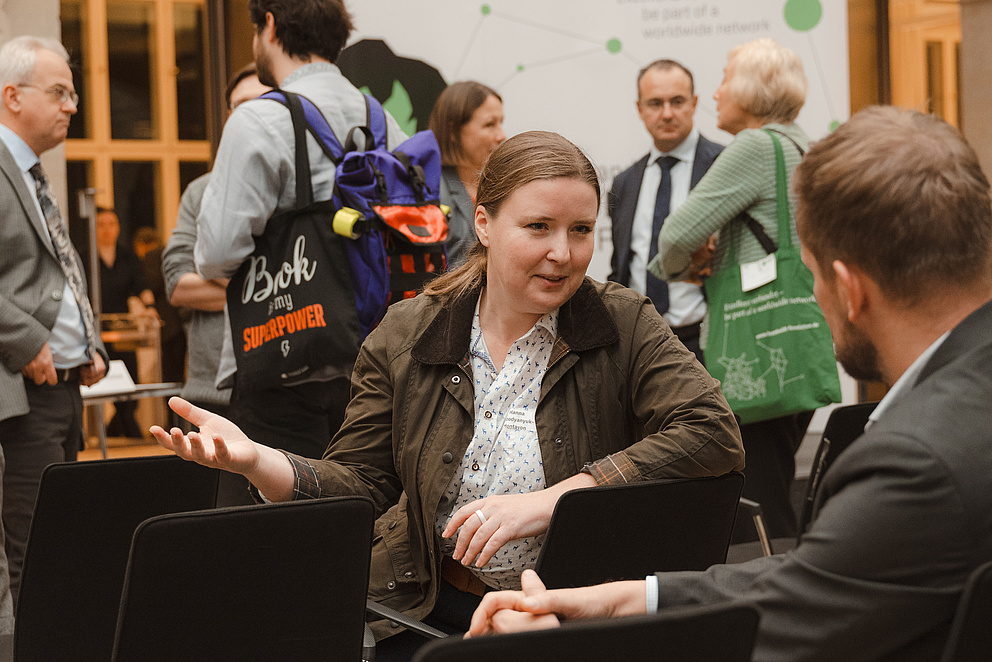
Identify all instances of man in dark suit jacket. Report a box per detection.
[0,36,107,612]
[608,59,722,363]
[470,107,992,661]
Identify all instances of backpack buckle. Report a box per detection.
[333,207,364,239]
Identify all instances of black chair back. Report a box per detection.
[411,601,760,662]
[14,456,220,662]
[535,473,744,589]
[940,560,992,662]
[112,496,375,662]
[797,402,877,539]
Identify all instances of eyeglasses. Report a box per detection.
[17,83,79,106]
[639,97,690,112]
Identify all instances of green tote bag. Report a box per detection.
[703,130,841,425]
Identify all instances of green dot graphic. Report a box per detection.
[829,120,841,132]
[517,64,525,72]
[606,38,622,54]
[481,4,491,15]
[784,0,822,32]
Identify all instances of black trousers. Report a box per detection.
[0,378,83,607]
[230,378,350,460]
[373,580,484,662]
[732,410,815,544]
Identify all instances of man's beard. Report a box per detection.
[835,319,884,383]
[255,47,277,88]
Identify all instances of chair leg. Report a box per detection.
[363,623,376,662]
[738,498,775,557]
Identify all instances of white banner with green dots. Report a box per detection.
[343,0,848,280]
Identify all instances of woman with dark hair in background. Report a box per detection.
[151,130,743,659]
[429,81,506,268]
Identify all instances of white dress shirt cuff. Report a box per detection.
[645,574,659,613]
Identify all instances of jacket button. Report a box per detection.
[472,462,480,471]
[51,289,63,301]
[404,571,414,579]
[451,375,461,384]
[554,438,564,447]
[484,411,492,419]
[442,452,453,463]
[387,581,397,590]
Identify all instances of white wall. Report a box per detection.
[348,0,850,279]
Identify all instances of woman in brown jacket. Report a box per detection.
[151,131,744,658]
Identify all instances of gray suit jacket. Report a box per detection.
[656,298,992,661]
[439,165,476,270]
[0,140,106,421]
[607,134,723,287]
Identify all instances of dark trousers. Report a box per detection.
[671,322,704,366]
[0,378,83,608]
[374,579,484,662]
[732,410,815,543]
[230,378,350,460]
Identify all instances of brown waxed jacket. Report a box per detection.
[307,278,744,635]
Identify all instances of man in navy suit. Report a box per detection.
[608,59,722,364]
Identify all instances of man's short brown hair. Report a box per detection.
[795,106,992,305]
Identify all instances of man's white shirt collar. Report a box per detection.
[0,123,41,173]
[647,127,699,166]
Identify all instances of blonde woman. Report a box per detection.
[650,38,815,543]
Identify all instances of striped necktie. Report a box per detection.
[29,162,97,360]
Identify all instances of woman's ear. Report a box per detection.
[475,206,491,248]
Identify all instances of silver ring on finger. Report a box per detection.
[475,509,487,525]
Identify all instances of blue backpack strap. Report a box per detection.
[364,94,388,150]
[258,89,345,163]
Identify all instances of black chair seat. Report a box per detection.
[14,456,220,662]
[535,473,745,589]
[940,559,992,662]
[112,496,375,662]
[411,601,761,662]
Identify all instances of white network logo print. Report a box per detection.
[717,325,806,402]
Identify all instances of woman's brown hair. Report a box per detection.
[423,131,601,304]
[429,81,502,167]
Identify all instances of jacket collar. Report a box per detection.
[412,278,620,365]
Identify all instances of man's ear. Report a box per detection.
[832,260,867,322]
[1,84,21,114]
[474,206,490,248]
[262,11,277,42]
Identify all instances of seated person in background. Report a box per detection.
[96,207,155,438]
[467,106,992,662]
[430,81,506,268]
[151,131,743,657]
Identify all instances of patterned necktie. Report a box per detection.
[646,155,680,315]
[29,163,97,360]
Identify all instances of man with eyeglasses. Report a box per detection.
[0,35,108,614]
[608,59,722,365]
